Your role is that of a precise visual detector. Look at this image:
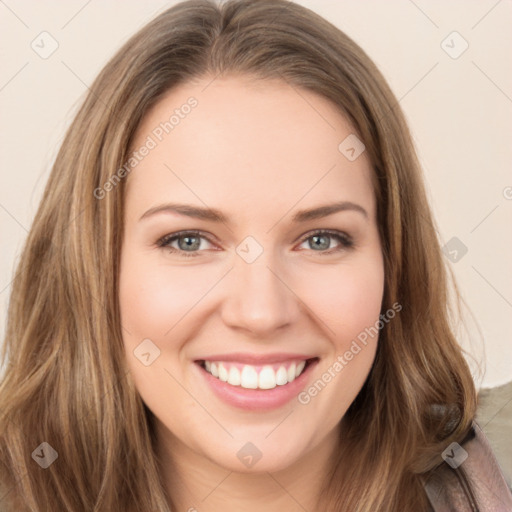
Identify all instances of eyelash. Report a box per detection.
[156,229,354,258]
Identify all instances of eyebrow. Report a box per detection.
[139,201,368,223]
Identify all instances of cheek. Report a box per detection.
[300,258,384,347]
[120,247,385,349]
[118,250,210,408]
[119,252,216,339]
[295,260,384,426]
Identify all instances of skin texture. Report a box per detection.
[119,75,385,511]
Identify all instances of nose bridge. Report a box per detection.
[221,240,297,334]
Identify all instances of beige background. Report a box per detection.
[0,0,511,388]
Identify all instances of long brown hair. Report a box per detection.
[0,1,477,510]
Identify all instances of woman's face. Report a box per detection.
[119,76,384,474]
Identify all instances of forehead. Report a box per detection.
[125,75,376,224]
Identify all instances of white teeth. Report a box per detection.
[227,366,241,386]
[202,359,310,389]
[287,363,296,383]
[276,366,288,386]
[218,362,228,382]
[295,360,306,377]
[240,365,259,389]
[258,365,277,389]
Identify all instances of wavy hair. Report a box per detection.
[0,0,477,510]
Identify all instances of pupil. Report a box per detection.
[312,235,329,250]
[179,236,200,251]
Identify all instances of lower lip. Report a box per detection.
[194,359,319,411]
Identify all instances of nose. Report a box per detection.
[220,251,300,337]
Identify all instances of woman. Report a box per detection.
[0,1,510,510]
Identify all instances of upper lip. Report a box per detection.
[195,352,317,365]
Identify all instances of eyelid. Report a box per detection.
[156,228,354,257]
[298,228,352,244]
[156,230,218,251]
[296,228,354,253]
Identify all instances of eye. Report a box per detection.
[156,231,216,258]
[156,229,354,258]
[297,229,354,255]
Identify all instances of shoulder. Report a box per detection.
[424,422,512,511]
[477,380,512,487]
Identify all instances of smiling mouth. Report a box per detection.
[196,357,319,390]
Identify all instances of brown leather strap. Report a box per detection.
[424,423,512,511]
